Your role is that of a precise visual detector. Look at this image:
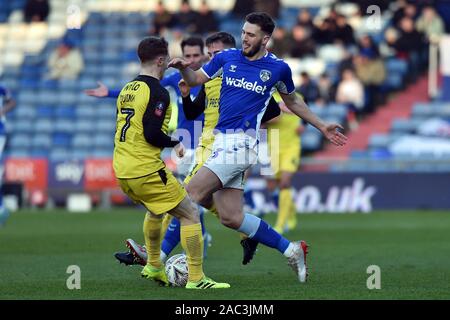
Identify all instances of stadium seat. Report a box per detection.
[301,131,322,151]
[74,120,95,133]
[34,118,54,133]
[72,133,93,148]
[52,133,72,148]
[31,133,52,149]
[54,119,75,133]
[36,105,54,118]
[368,134,391,149]
[93,134,114,148]
[55,106,76,119]
[49,148,71,161]
[9,133,31,149]
[390,118,417,134]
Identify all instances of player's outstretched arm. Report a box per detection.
[84,81,108,97]
[84,81,120,98]
[168,58,209,87]
[280,92,348,147]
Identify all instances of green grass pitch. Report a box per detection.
[1,209,449,300]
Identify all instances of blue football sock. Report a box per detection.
[161,218,181,256]
[237,213,290,254]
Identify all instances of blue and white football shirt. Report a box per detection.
[0,86,12,135]
[201,49,295,135]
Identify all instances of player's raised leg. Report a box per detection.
[213,187,308,283]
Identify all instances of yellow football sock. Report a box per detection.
[143,213,162,269]
[287,198,297,230]
[160,214,172,239]
[180,223,204,282]
[208,204,219,218]
[274,188,293,233]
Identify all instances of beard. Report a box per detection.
[242,39,263,58]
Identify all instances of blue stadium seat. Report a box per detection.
[390,118,417,133]
[54,119,75,133]
[52,133,72,148]
[31,134,52,149]
[93,134,114,148]
[385,58,408,76]
[92,148,113,158]
[72,133,93,148]
[37,105,54,118]
[34,118,54,134]
[75,120,95,133]
[96,105,116,119]
[368,134,391,149]
[96,119,116,133]
[49,148,72,161]
[10,119,34,133]
[5,149,31,158]
[14,105,37,120]
[412,103,435,118]
[326,104,348,121]
[9,133,31,149]
[55,106,76,119]
[30,149,50,158]
[301,131,322,151]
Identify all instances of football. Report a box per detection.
[165,254,189,287]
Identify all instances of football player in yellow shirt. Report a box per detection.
[266,91,303,234]
[113,36,229,289]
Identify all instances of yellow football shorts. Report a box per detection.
[271,150,300,178]
[118,167,186,215]
[183,145,212,185]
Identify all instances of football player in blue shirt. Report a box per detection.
[169,12,348,283]
[0,85,16,227]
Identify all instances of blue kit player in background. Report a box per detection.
[169,12,348,283]
[0,85,16,227]
[84,36,211,260]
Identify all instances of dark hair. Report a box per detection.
[245,12,275,35]
[205,32,236,48]
[137,37,168,64]
[300,71,309,78]
[180,36,204,53]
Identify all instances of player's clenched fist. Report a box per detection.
[168,58,192,70]
[178,79,190,98]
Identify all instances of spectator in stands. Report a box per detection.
[335,14,355,46]
[317,73,335,106]
[268,26,291,58]
[46,40,84,80]
[416,6,445,43]
[195,1,219,35]
[254,0,280,19]
[336,69,365,130]
[297,72,320,105]
[289,25,316,59]
[388,17,425,80]
[313,17,337,45]
[149,1,174,36]
[393,2,418,27]
[173,0,199,34]
[354,35,386,113]
[24,0,50,23]
[231,0,255,19]
[295,9,314,32]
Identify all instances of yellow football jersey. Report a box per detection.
[198,76,221,150]
[113,75,172,179]
[267,92,301,153]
